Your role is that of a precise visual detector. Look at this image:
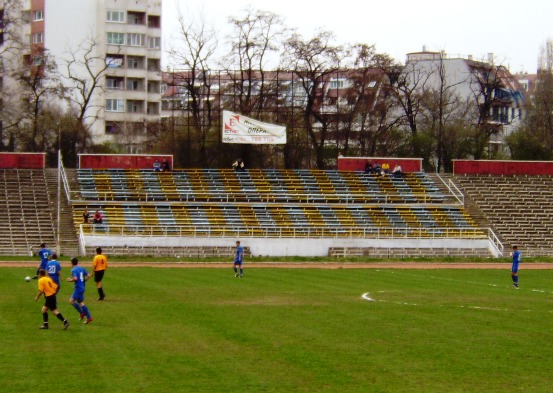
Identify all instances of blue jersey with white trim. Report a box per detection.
[46,260,62,284]
[38,248,52,269]
[71,266,88,291]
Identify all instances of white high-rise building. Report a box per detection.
[14,0,162,150]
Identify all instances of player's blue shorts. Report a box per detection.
[71,289,85,303]
[234,260,242,266]
[511,263,519,273]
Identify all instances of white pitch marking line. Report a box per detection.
[361,292,375,301]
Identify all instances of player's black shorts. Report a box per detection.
[94,270,105,283]
[44,295,57,310]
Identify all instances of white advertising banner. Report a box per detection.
[222,110,287,144]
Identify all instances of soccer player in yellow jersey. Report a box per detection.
[92,247,108,301]
[35,269,69,330]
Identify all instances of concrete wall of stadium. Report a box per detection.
[84,236,496,257]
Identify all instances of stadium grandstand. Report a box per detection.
[7,153,544,259]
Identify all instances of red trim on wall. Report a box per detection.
[337,157,423,172]
[453,160,553,175]
[78,154,174,169]
[0,153,46,168]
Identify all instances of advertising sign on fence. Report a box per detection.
[222,110,286,144]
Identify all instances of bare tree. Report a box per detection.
[509,39,553,159]
[221,8,287,168]
[341,44,402,157]
[224,7,286,115]
[0,0,24,150]
[281,30,345,169]
[14,48,65,151]
[386,60,433,160]
[425,55,467,171]
[467,58,519,159]
[62,36,115,151]
[167,9,218,166]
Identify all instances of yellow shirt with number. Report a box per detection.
[93,254,108,272]
[38,276,58,297]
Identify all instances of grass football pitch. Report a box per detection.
[2,266,553,393]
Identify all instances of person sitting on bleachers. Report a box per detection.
[153,160,161,172]
[232,158,245,172]
[381,162,390,175]
[392,164,403,177]
[162,160,171,172]
[93,210,103,224]
[364,161,373,174]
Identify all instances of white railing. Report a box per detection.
[59,158,72,203]
[435,174,464,205]
[487,228,504,256]
[80,224,490,240]
[69,190,451,205]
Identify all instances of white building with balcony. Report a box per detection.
[14,0,162,150]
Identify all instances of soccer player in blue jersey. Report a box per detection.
[511,245,521,288]
[33,243,52,279]
[67,257,93,324]
[46,253,62,293]
[233,241,244,278]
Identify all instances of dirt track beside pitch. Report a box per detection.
[2,261,553,269]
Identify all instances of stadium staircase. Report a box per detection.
[0,169,57,255]
[43,169,80,257]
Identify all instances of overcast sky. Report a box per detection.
[162,0,552,74]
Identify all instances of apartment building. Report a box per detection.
[15,0,162,150]
[404,49,524,154]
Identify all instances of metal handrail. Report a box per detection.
[68,189,453,205]
[80,224,490,240]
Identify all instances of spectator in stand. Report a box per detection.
[162,160,171,172]
[232,158,245,172]
[381,162,390,174]
[392,164,403,177]
[93,210,103,224]
[82,210,90,224]
[373,163,382,176]
[153,160,161,172]
[364,161,373,174]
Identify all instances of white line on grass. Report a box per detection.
[361,292,534,312]
[372,269,553,294]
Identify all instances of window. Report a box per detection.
[32,32,43,44]
[107,10,125,23]
[107,32,125,45]
[367,80,377,88]
[329,79,345,89]
[127,79,142,91]
[127,33,145,47]
[127,101,141,113]
[148,15,161,28]
[33,10,44,21]
[105,56,124,68]
[106,78,124,90]
[128,57,143,69]
[127,12,145,25]
[148,36,161,49]
[106,99,125,112]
